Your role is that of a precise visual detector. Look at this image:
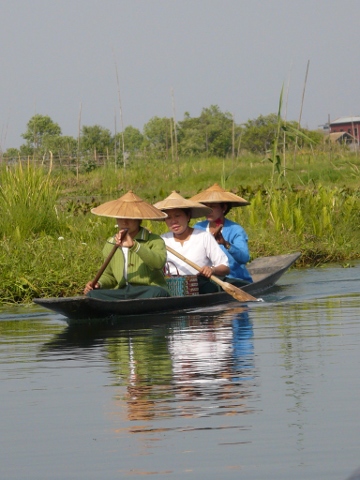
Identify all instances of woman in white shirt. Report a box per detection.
[154,191,230,294]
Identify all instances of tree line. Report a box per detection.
[1,105,324,169]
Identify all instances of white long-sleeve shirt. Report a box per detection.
[162,229,229,275]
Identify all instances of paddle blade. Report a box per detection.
[220,281,258,302]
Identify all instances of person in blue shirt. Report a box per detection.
[190,183,252,285]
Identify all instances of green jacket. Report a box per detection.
[98,227,168,290]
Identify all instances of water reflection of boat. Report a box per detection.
[44,307,256,424]
[34,252,300,324]
[43,309,243,351]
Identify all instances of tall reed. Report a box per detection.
[0,162,61,240]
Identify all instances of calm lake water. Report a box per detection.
[1,263,360,480]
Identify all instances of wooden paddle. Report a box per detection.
[90,244,119,288]
[165,245,258,302]
[90,229,128,288]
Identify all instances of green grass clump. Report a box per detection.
[0,162,62,240]
[0,235,101,303]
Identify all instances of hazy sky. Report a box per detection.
[1,0,360,149]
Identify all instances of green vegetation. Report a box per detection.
[0,147,359,305]
[0,105,359,304]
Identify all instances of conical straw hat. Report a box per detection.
[190,183,250,207]
[153,191,212,219]
[91,190,168,220]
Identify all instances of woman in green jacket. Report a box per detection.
[84,190,170,300]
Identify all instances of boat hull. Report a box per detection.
[34,252,301,323]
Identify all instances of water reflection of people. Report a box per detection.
[230,309,254,381]
[44,308,255,424]
[103,308,255,422]
[107,328,174,421]
[168,308,254,405]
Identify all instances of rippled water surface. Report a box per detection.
[1,263,360,480]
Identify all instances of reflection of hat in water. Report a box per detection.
[91,190,168,219]
[190,183,250,207]
[153,191,212,219]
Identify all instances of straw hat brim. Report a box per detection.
[153,191,212,219]
[190,183,250,207]
[91,191,168,220]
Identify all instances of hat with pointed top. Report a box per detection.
[153,191,212,218]
[190,183,250,207]
[91,190,168,219]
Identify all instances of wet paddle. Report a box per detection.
[165,245,258,302]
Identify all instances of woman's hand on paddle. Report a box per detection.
[115,228,133,248]
[84,281,99,294]
[198,265,215,278]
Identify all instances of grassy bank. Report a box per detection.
[1,152,360,304]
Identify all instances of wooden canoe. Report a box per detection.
[34,252,300,323]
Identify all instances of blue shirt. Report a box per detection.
[194,218,252,283]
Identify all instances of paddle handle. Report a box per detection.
[165,245,225,287]
[91,243,119,288]
[90,229,130,288]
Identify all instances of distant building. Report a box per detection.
[330,116,360,144]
